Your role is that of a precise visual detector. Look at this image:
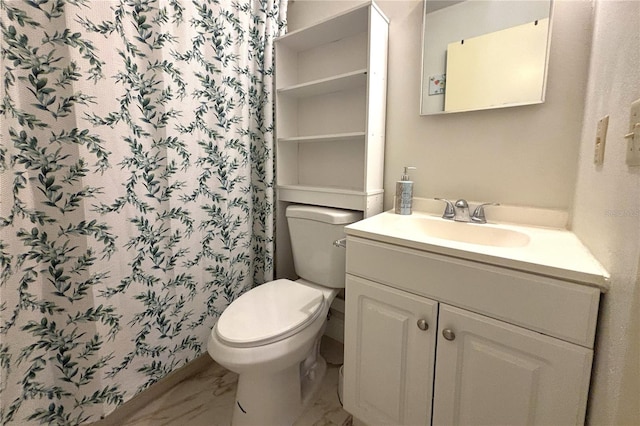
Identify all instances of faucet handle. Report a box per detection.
[434,198,455,219]
[471,202,500,224]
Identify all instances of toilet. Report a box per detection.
[207,205,362,425]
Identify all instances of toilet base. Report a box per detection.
[232,355,327,426]
[207,281,340,425]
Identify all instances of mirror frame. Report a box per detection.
[419,0,555,116]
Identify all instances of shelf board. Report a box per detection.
[278,184,365,195]
[275,4,370,51]
[278,132,366,144]
[277,184,383,211]
[278,69,367,99]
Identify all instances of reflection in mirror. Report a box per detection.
[420,0,553,115]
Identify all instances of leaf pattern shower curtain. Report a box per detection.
[0,0,286,423]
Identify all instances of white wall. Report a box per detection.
[571,1,640,424]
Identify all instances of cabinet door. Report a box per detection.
[433,304,593,426]
[344,275,438,425]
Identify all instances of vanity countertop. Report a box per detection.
[345,210,610,291]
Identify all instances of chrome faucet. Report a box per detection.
[435,198,499,223]
[453,199,470,222]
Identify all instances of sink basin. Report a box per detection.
[393,216,531,248]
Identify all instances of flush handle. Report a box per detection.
[442,329,456,341]
[417,319,429,331]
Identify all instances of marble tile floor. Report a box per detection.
[117,339,352,426]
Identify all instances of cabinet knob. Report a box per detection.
[442,329,456,341]
[417,319,429,331]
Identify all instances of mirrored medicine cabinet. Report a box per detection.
[420,0,554,115]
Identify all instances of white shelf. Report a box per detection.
[275,4,371,52]
[278,69,367,99]
[278,184,366,195]
[278,132,366,144]
[273,1,387,214]
[277,185,383,211]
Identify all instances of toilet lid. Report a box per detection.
[216,279,325,347]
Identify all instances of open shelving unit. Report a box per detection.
[275,1,388,213]
[274,2,389,279]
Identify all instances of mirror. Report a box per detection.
[420,0,553,115]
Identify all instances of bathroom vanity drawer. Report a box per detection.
[346,236,600,348]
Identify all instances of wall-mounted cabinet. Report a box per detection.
[275,2,388,214]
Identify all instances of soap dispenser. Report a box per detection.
[395,166,416,215]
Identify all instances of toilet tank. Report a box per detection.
[286,205,363,289]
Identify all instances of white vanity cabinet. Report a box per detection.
[345,275,438,425]
[343,236,601,426]
[432,305,592,426]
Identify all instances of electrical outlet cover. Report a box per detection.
[626,99,640,166]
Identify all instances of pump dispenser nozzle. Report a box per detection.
[401,166,416,181]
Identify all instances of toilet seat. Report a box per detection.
[215,279,325,347]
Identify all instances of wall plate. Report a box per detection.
[594,115,608,165]
[626,98,640,167]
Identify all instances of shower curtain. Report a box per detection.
[0,0,286,423]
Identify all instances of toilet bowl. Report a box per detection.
[207,205,362,425]
[208,279,337,425]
